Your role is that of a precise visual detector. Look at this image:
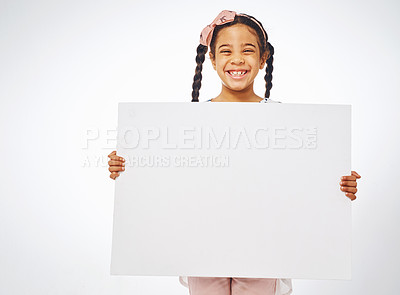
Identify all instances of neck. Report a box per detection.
[213,83,264,102]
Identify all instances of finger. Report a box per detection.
[339,180,357,187]
[108,151,126,162]
[108,160,125,166]
[341,186,357,194]
[108,155,125,162]
[108,154,120,160]
[109,166,125,173]
[110,172,120,180]
[341,175,357,181]
[345,192,357,201]
[352,171,361,178]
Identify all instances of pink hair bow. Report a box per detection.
[199,10,236,47]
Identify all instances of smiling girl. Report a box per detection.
[191,10,273,103]
[108,10,361,295]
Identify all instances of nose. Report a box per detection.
[230,54,244,65]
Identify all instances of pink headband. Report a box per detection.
[199,10,267,47]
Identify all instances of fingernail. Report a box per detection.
[122,167,125,170]
[340,181,343,185]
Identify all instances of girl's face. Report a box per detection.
[210,24,268,93]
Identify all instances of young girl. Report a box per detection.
[108,10,361,295]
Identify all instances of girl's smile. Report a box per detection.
[226,69,249,79]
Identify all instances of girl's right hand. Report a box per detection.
[108,150,125,180]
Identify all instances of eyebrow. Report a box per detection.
[218,43,256,49]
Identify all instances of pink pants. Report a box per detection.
[188,277,276,295]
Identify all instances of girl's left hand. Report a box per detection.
[340,171,361,201]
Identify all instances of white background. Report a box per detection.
[0,0,399,294]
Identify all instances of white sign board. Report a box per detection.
[111,102,352,279]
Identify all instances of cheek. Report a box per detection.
[254,60,262,69]
[215,59,227,71]
[249,56,261,66]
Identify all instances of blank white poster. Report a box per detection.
[111,102,352,280]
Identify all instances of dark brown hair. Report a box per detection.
[191,14,274,102]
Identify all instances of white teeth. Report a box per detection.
[229,71,246,76]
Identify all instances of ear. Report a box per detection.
[259,51,270,69]
[209,52,216,70]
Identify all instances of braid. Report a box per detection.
[264,42,274,98]
[191,44,208,102]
